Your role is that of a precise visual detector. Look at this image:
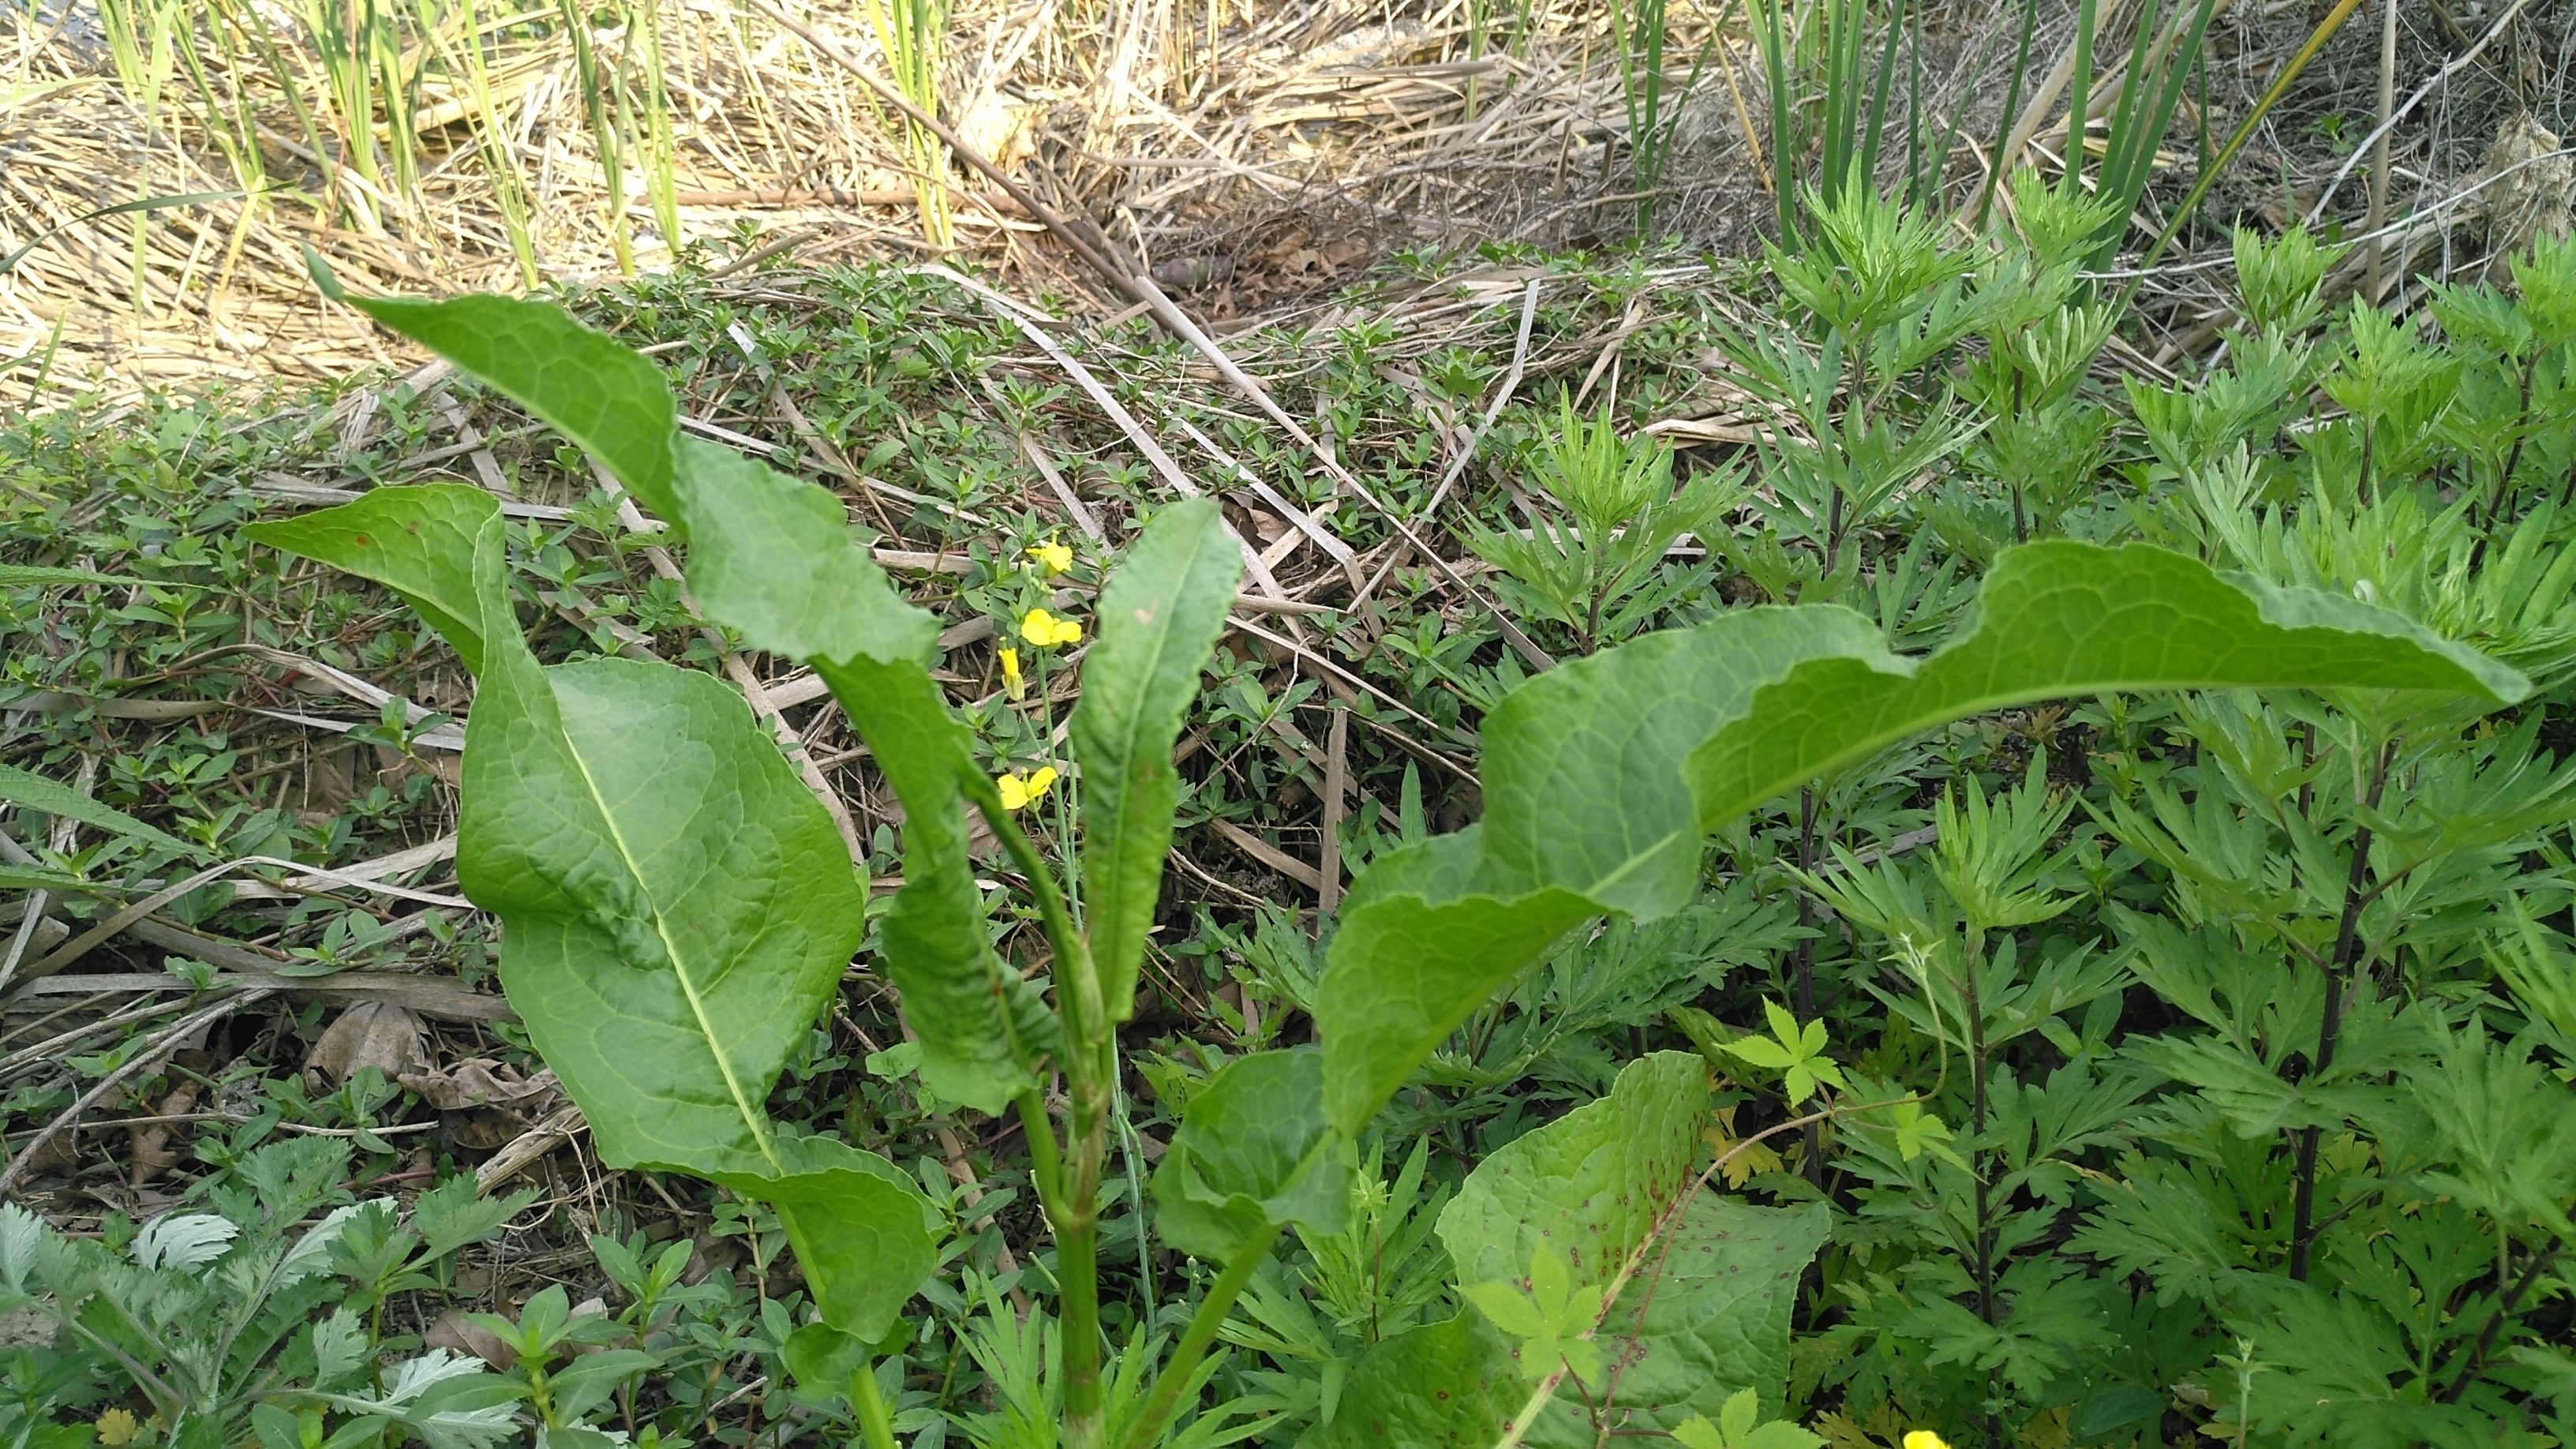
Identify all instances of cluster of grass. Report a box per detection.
[6,180,2576,1447]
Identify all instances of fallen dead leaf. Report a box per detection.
[425,1307,517,1370]
[306,1000,429,1086]
[398,1060,557,1112]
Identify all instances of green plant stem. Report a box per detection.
[969,781,1112,1448]
[852,1359,899,1449]
[1115,1222,1286,1449]
[2290,734,2394,1282]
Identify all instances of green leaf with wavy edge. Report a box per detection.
[668,436,1053,1111]
[0,762,200,859]
[1319,541,2526,1133]
[1073,497,1241,1021]
[305,256,679,522]
[1439,1051,1709,1292]
[248,483,931,1339]
[1151,1048,1350,1263]
[297,276,1050,1112]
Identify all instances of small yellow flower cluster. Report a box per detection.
[996,765,1058,811]
[1026,538,1074,575]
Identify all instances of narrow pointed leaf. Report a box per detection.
[1073,497,1242,1020]
[667,437,1053,1111]
[244,485,498,672]
[310,275,680,522]
[1322,541,2526,1134]
[0,762,201,859]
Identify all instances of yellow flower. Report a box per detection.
[1020,608,1082,647]
[997,765,1059,811]
[1903,1432,1952,1449]
[999,645,1025,701]
[1026,538,1074,575]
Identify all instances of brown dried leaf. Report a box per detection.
[397,1061,558,1112]
[306,1001,429,1085]
[425,1308,517,1371]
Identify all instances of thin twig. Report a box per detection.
[0,990,272,1199]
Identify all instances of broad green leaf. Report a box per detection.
[1071,497,1241,1019]
[1320,541,2527,1133]
[665,436,1053,1112]
[1519,1197,1829,1443]
[244,485,500,672]
[307,266,681,522]
[0,762,200,859]
[668,438,937,668]
[291,283,1049,1113]
[463,601,863,1178]
[1308,1310,1522,1448]
[713,1135,935,1343]
[1151,1048,1350,1262]
[1439,1051,1709,1291]
[254,485,931,1337]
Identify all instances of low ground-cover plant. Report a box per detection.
[225,245,2529,1449]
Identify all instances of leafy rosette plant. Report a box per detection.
[250,258,2523,1449]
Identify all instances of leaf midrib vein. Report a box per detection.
[558,724,781,1174]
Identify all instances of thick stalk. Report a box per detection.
[972,782,1113,1447]
[2289,736,2393,1282]
[1116,1222,1286,1449]
[1795,787,1824,1185]
[852,1360,900,1449]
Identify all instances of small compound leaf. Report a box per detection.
[322,291,681,522]
[1152,1048,1351,1262]
[1072,496,1242,1019]
[242,485,496,672]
